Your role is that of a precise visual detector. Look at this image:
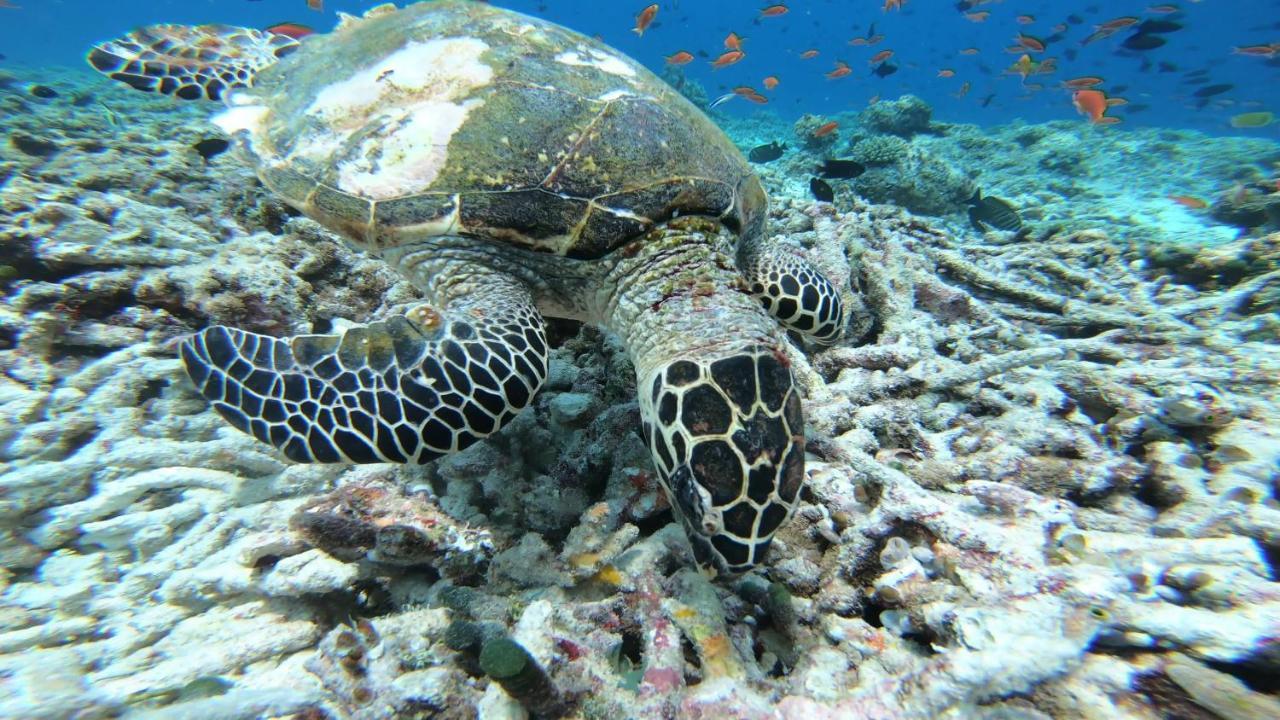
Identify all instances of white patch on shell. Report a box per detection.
[554,47,637,78]
[597,89,634,102]
[298,37,494,200]
[212,104,269,136]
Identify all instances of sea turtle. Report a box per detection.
[88,1,845,577]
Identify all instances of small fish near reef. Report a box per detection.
[265,22,316,40]
[967,190,1023,232]
[633,4,658,37]
[818,159,866,179]
[711,50,745,69]
[665,50,693,65]
[1230,111,1275,129]
[812,121,839,137]
[1072,89,1111,124]
[810,177,835,202]
[748,141,786,163]
[1168,194,1208,209]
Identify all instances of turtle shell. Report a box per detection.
[216,0,766,259]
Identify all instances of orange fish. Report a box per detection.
[306,0,322,11]
[825,61,852,79]
[813,121,839,137]
[1105,97,1128,106]
[665,51,694,65]
[711,50,745,69]
[1098,16,1140,30]
[1233,45,1278,58]
[1016,34,1046,53]
[869,49,894,65]
[868,94,881,105]
[1072,89,1108,123]
[960,47,980,55]
[937,69,955,78]
[633,3,659,37]
[883,0,904,11]
[265,22,315,39]
[800,49,820,59]
[1063,76,1105,89]
[725,32,744,51]
[1168,195,1207,209]
[1016,15,1036,25]
[760,4,789,17]
[744,92,769,104]
[964,11,990,22]
[762,75,780,90]
[1147,5,1181,13]
[1095,116,1122,126]
[733,86,757,96]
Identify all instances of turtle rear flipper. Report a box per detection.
[181,274,548,464]
[87,24,299,101]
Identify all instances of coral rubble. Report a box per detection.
[2,69,1278,720]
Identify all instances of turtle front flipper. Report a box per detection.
[87,24,299,101]
[740,245,845,345]
[181,277,547,464]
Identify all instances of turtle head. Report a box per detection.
[639,344,805,577]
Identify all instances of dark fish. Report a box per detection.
[872,62,898,78]
[1183,76,1211,84]
[193,138,230,161]
[1127,103,1150,113]
[1064,48,1078,61]
[1157,62,1178,72]
[748,141,787,163]
[1137,19,1183,34]
[967,190,1022,232]
[1122,33,1166,51]
[818,159,866,179]
[980,93,996,108]
[810,177,835,202]
[1112,84,1129,93]
[1067,14,1084,25]
[1193,83,1233,98]
[28,84,57,99]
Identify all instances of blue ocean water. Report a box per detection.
[1,0,1276,135]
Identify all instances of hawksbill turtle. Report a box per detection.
[88,1,845,577]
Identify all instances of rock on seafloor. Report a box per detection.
[2,68,1279,719]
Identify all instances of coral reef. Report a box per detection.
[857,95,935,137]
[2,69,1279,720]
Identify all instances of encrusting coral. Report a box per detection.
[2,67,1279,720]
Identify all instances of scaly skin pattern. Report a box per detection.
[385,218,807,576]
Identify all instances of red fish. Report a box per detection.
[1016,15,1036,25]
[306,0,322,11]
[760,4,789,17]
[937,69,955,78]
[633,4,659,37]
[665,51,694,65]
[800,49,820,59]
[1062,76,1105,89]
[762,75,780,90]
[869,49,894,65]
[1072,89,1108,123]
[959,47,980,55]
[1016,34,1046,53]
[1168,195,1207,209]
[743,91,769,104]
[265,22,315,39]
[883,0,904,11]
[825,61,852,79]
[813,121,838,137]
[964,11,990,22]
[1232,45,1278,58]
[711,50,745,69]
[725,32,744,51]
[1147,5,1181,13]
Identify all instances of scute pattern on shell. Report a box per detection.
[231,0,764,259]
